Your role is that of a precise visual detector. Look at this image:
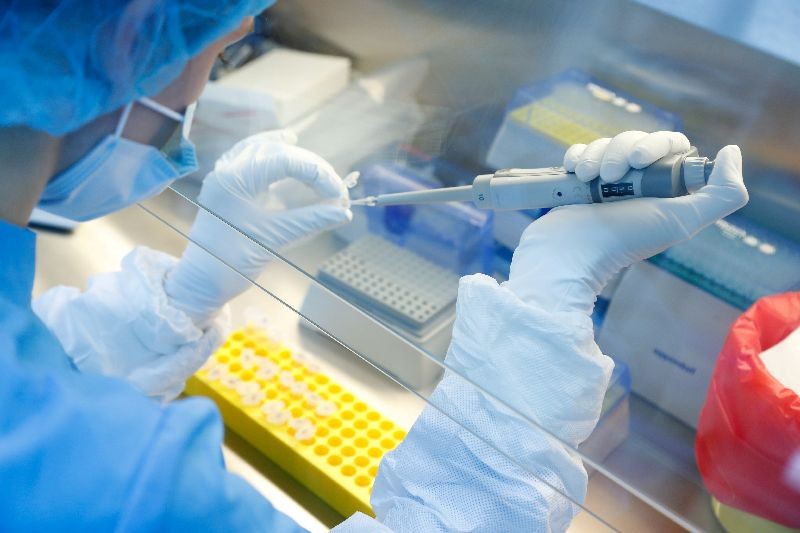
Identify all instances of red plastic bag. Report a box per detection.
[696,291,800,528]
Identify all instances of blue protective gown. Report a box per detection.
[0,220,305,531]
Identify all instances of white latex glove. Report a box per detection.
[506,131,749,316]
[563,130,691,183]
[165,131,352,326]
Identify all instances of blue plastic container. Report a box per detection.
[359,161,494,276]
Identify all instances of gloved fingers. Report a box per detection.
[686,144,747,217]
[599,131,648,182]
[275,204,353,241]
[216,130,299,170]
[574,137,611,182]
[628,131,690,169]
[251,144,347,201]
[563,143,587,172]
[307,203,354,226]
[706,145,744,190]
[656,145,747,237]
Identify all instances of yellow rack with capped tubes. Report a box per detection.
[184,325,406,518]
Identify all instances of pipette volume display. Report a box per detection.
[351,148,713,212]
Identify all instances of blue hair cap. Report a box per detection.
[0,0,275,135]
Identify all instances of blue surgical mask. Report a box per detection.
[38,97,198,222]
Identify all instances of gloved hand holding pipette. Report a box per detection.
[506,131,748,315]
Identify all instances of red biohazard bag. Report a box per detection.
[695,292,800,528]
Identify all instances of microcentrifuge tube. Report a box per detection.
[261,400,285,415]
[240,349,258,368]
[304,392,322,407]
[289,417,313,431]
[221,374,239,390]
[256,363,279,381]
[295,425,316,442]
[208,364,226,381]
[343,171,360,189]
[315,401,338,417]
[242,390,266,406]
[290,381,309,397]
[236,381,260,397]
[267,410,290,426]
[279,371,295,387]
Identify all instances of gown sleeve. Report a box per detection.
[335,274,614,532]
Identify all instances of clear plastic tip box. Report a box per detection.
[185,326,407,518]
[487,69,682,169]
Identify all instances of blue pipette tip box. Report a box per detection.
[358,160,494,276]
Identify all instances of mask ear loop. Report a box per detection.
[138,97,185,123]
[138,97,195,140]
[182,102,197,138]
[114,103,134,139]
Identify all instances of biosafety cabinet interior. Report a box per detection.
[34,1,800,531]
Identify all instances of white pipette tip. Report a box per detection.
[351,196,377,206]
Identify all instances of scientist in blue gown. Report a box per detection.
[0,1,748,531]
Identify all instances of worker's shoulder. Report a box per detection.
[0,295,67,362]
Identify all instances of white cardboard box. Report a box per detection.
[597,261,742,428]
[201,48,351,126]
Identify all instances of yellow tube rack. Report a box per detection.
[184,325,406,518]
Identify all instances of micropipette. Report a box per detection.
[351,148,715,210]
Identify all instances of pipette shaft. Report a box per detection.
[351,185,473,206]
